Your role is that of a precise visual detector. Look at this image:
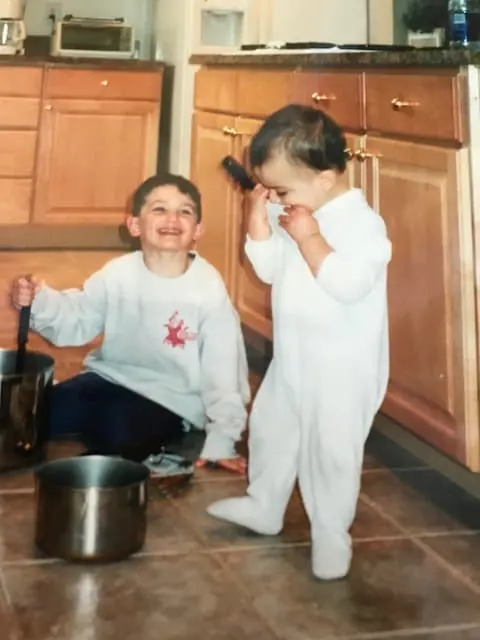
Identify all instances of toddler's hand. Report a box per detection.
[11,275,42,309]
[246,185,271,240]
[279,205,320,245]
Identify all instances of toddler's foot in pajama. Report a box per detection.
[206,497,282,536]
[312,538,352,581]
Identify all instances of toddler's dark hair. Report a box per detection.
[131,173,202,221]
[250,104,347,174]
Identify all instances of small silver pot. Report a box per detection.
[0,348,54,472]
[34,456,149,562]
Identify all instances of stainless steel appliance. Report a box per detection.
[51,16,135,59]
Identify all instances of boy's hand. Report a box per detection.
[11,276,42,309]
[246,185,271,241]
[278,205,320,245]
[195,455,247,476]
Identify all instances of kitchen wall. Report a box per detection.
[25,0,155,57]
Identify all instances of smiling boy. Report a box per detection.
[11,173,250,473]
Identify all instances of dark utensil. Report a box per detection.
[15,305,31,375]
[221,155,256,191]
[35,455,149,562]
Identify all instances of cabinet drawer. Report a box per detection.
[365,73,464,143]
[0,67,43,97]
[0,178,31,224]
[292,71,364,130]
[0,98,40,129]
[236,70,294,117]
[194,68,237,113]
[45,69,162,101]
[0,131,37,177]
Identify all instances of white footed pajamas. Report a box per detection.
[208,189,391,580]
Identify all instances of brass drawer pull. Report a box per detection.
[345,147,354,160]
[222,126,238,137]
[355,149,382,162]
[391,97,420,111]
[101,80,109,87]
[312,92,336,103]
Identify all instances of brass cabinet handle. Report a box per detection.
[391,97,420,110]
[101,79,109,86]
[222,126,238,136]
[355,149,382,162]
[345,147,354,160]
[312,92,336,103]
[44,104,53,110]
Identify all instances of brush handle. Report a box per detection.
[221,156,256,191]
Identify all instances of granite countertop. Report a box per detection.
[190,48,480,68]
[0,52,164,71]
[0,37,164,71]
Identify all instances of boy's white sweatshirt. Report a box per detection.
[30,251,251,461]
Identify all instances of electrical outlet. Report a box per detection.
[45,1,63,27]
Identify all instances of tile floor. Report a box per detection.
[0,431,479,640]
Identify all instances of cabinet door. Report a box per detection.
[233,117,272,339]
[344,133,365,192]
[365,136,479,470]
[190,110,237,293]
[33,99,160,225]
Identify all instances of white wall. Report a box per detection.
[24,0,155,57]
[265,0,369,44]
[369,0,394,44]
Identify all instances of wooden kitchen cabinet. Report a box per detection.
[0,66,43,226]
[363,136,479,470]
[190,107,272,334]
[190,110,238,293]
[233,117,272,339]
[0,64,163,235]
[33,98,160,225]
[191,63,480,471]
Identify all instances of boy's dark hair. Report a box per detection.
[131,173,202,221]
[250,104,347,174]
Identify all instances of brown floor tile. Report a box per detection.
[0,494,39,562]
[0,571,19,640]
[0,489,202,564]
[361,469,480,534]
[2,554,276,640]
[171,480,401,550]
[219,539,480,639]
[420,533,480,589]
[0,442,85,494]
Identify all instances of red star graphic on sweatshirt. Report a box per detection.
[163,311,197,349]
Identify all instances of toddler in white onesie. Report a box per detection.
[207,104,392,580]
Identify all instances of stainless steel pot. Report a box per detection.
[35,455,149,562]
[0,348,54,472]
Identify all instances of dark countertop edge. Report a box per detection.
[0,225,137,251]
[189,50,480,67]
[0,54,165,71]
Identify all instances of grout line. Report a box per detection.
[359,494,480,596]
[0,488,34,495]
[412,529,480,539]
[361,466,430,475]
[329,622,480,640]
[209,550,283,639]
[0,558,60,568]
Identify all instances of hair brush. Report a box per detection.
[221,155,256,191]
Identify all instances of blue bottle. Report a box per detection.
[448,0,480,48]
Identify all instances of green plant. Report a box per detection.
[403,0,448,32]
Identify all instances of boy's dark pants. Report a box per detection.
[49,372,205,462]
